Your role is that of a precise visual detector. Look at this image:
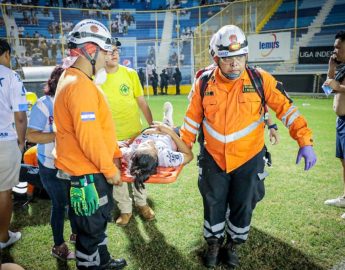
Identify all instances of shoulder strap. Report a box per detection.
[197,68,214,146]
[199,69,215,100]
[246,66,265,107]
[246,66,268,118]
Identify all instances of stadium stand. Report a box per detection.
[256,0,345,73]
[0,0,344,93]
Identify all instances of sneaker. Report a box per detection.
[0,231,21,249]
[70,233,77,244]
[115,213,132,227]
[51,243,75,261]
[324,196,345,208]
[341,212,345,219]
[163,102,174,127]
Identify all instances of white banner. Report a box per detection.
[248,32,291,62]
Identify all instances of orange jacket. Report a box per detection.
[54,68,121,178]
[180,67,313,173]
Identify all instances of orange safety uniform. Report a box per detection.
[54,68,121,178]
[181,67,313,173]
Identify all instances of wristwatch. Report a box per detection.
[268,124,278,130]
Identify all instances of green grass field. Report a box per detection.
[3,95,345,270]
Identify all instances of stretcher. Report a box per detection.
[20,145,183,184]
[120,164,183,184]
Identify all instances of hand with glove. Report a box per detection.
[70,174,99,216]
[296,145,317,171]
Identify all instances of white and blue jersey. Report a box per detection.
[0,65,28,141]
[28,95,55,169]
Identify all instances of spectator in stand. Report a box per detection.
[43,4,50,16]
[18,26,24,46]
[160,69,169,95]
[25,51,32,66]
[173,67,182,95]
[41,42,49,58]
[34,31,39,47]
[114,38,122,48]
[171,0,180,9]
[9,26,15,47]
[18,52,27,67]
[31,12,38,25]
[111,21,118,33]
[180,52,185,65]
[150,69,158,96]
[51,39,57,59]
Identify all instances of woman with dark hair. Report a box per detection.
[121,102,193,191]
[26,66,76,261]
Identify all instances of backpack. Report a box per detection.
[197,66,268,145]
[199,65,267,116]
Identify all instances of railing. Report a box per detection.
[193,0,345,73]
[0,2,229,85]
[1,1,344,85]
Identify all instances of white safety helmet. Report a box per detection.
[211,25,249,58]
[67,19,112,52]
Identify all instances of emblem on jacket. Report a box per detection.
[242,85,255,93]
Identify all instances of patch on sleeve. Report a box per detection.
[81,112,96,121]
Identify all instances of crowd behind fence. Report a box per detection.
[1,0,343,89]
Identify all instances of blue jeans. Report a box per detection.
[38,160,76,246]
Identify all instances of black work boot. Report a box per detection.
[100,258,127,270]
[204,238,222,268]
[224,241,239,268]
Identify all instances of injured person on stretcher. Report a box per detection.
[119,102,193,190]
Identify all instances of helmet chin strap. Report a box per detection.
[80,46,100,76]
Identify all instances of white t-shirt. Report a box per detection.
[0,65,28,141]
[121,133,184,167]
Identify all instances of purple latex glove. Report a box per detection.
[296,145,317,171]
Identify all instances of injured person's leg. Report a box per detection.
[163,102,174,127]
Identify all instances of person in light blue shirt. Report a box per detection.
[27,66,76,261]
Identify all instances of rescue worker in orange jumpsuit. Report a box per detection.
[180,25,317,268]
[54,19,127,270]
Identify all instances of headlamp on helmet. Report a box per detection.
[210,25,249,58]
